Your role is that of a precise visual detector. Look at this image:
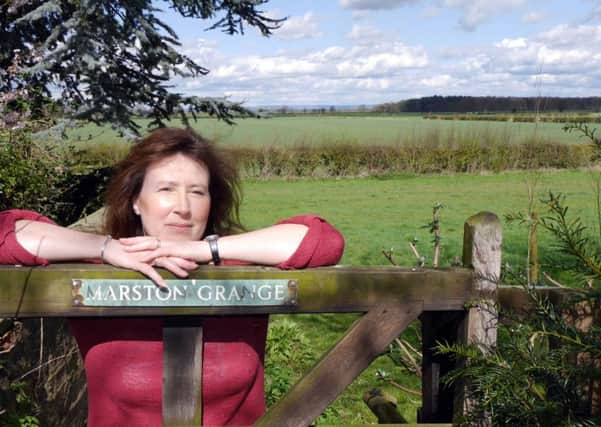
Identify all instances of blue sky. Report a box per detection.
[160,0,601,106]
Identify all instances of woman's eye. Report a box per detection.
[192,190,206,196]
[159,187,174,192]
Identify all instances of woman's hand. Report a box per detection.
[121,224,311,267]
[102,238,199,288]
[119,236,209,264]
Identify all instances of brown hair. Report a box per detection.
[104,127,244,238]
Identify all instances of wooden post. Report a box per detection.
[419,310,464,422]
[455,211,502,425]
[162,317,203,427]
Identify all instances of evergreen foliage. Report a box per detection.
[439,125,601,426]
[1,0,283,134]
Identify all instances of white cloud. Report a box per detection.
[522,11,544,24]
[347,24,385,42]
[495,37,528,49]
[356,78,391,89]
[179,38,219,65]
[173,6,601,106]
[419,74,455,87]
[538,24,601,47]
[336,43,428,76]
[442,0,526,31]
[274,12,322,40]
[340,0,419,10]
[212,56,321,79]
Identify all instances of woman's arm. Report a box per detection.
[1,210,195,287]
[121,215,345,268]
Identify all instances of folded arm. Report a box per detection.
[121,215,345,269]
[1,210,194,287]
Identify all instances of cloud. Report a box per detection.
[274,12,322,40]
[495,38,528,49]
[336,42,428,76]
[347,23,386,43]
[419,74,456,87]
[585,0,601,22]
[538,24,601,47]
[340,0,419,10]
[522,11,544,24]
[441,0,526,31]
[179,38,219,65]
[173,11,601,106]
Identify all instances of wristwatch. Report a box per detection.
[204,234,221,265]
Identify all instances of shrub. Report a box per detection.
[0,130,111,225]
[438,125,601,426]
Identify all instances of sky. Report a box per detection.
[160,0,601,107]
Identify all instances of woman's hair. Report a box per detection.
[104,127,244,238]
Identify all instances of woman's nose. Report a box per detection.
[174,190,191,215]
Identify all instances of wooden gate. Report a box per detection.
[0,212,506,426]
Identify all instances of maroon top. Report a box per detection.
[0,209,344,426]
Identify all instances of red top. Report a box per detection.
[0,209,344,426]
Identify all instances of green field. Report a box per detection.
[241,170,598,268]
[241,170,600,424]
[66,115,599,148]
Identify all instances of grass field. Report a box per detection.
[242,169,600,424]
[241,170,599,269]
[66,115,600,148]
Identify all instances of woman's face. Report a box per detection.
[133,153,211,241]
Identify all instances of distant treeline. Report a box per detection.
[374,96,601,114]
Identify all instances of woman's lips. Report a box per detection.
[166,223,193,230]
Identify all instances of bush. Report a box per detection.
[229,140,594,179]
[0,130,111,225]
[438,125,601,426]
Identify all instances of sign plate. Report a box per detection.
[72,279,297,307]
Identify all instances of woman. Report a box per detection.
[0,127,344,426]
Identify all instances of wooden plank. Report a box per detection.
[498,285,575,313]
[254,301,423,427]
[0,265,472,317]
[162,317,203,426]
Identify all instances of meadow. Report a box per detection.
[62,116,601,423]
[66,114,600,148]
[240,169,601,424]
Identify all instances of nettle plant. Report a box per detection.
[438,124,601,427]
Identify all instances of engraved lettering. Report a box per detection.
[131,285,142,301]
[258,285,272,300]
[215,285,226,301]
[198,286,211,301]
[240,286,255,300]
[173,285,186,300]
[86,285,102,300]
[119,285,130,301]
[275,284,285,300]
[227,286,241,301]
[156,287,171,301]
[106,286,117,301]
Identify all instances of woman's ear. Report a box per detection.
[132,201,140,215]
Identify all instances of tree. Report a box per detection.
[1,0,284,135]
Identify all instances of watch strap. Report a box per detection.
[204,234,221,265]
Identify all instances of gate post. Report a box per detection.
[419,212,501,423]
[455,211,502,425]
